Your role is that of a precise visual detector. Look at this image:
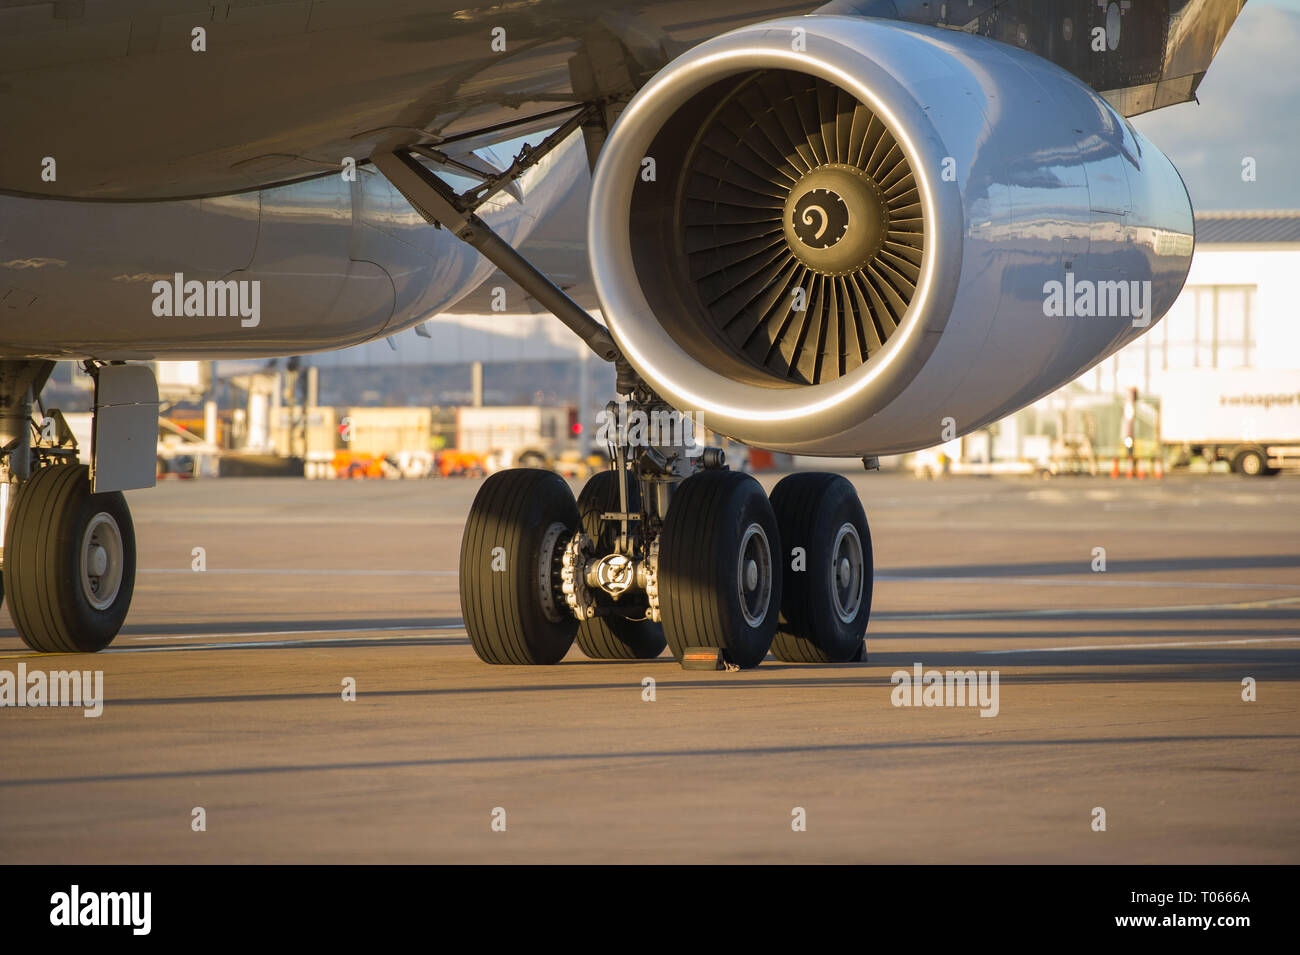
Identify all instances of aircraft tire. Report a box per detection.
[658,470,781,669]
[459,468,578,665]
[769,472,872,663]
[6,463,136,653]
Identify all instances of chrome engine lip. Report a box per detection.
[588,16,964,448]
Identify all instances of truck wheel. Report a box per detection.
[1232,447,1272,477]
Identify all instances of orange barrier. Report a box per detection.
[331,451,385,479]
[437,450,487,478]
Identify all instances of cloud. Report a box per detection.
[1133,3,1300,210]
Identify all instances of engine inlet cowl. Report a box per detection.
[589,16,1192,455]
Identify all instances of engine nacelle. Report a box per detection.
[588,16,1193,455]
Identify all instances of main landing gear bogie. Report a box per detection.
[458,406,875,670]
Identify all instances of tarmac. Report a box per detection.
[1,471,1297,863]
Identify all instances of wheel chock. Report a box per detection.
[680,647,726,670]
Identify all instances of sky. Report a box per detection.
[1133,0,1300,210]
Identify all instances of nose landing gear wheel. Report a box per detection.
[459,468,580,665]
[573,470,666,660]
[769,472,872,663]
[5,463,136,653]
[658,470,782,669]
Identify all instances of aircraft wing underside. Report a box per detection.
[0,0,1246,202]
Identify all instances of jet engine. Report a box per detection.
[588,16,1194,455]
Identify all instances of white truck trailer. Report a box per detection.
[455,406,575,469]
[1158,370,1300,476]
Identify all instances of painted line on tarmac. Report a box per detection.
[0,627,466,658]
[125,625,464,641]
[983,635,1300,654]
[879,575,1300,591]
[140,568,1300,591]
[140,568,457,576]
[106,630,465,653]
[878,595,1300,621]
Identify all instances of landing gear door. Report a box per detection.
[92,364,159,493]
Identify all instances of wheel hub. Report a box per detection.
[830,522,865,624]
[538,521,571,623]
[559,529,597,621]
[736,523,773,628]
[645,538,662,623]
[80,512,124,611]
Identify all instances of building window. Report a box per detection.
[1159,284,1256,372]
[1212,285,1254,369]
[1085,283,1257,395]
